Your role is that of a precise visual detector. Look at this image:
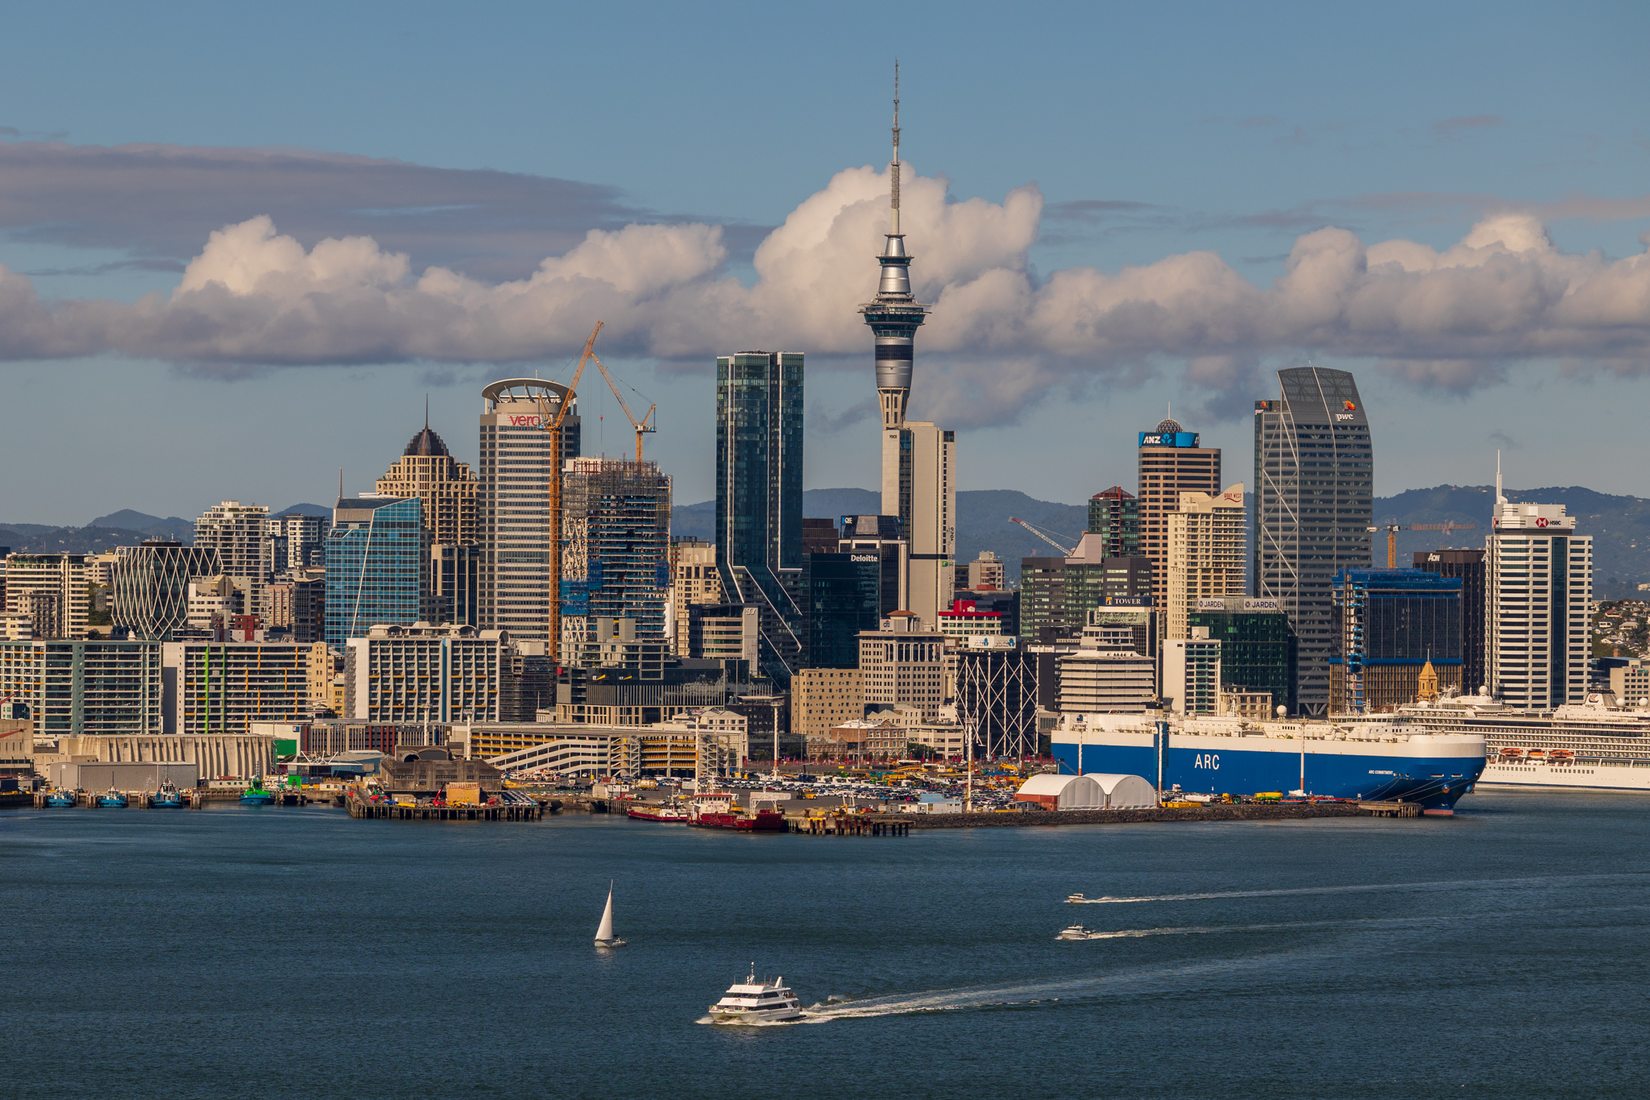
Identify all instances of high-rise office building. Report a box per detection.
[1087,486,1141,558]
[667,539,723,655]
[858,612,946,722]
[478,378,580,650]
[883,420,956,629]
[1330,568,1463,714]
[1486,495,1592,709]
[1164,485,1246,642]
[954,636,1040,759]
[559,457,672,665]
[378,414,479,626]
[1163,630,1223,715]
[964,550,1006,592]
[262,569,325,643]
[1188,596,1298,716]
[1137,420,1221,616]
[1019,540,1153,645]
[109,541,223,640]
[715,350,805,681]
[1253,367,1373,716]
[324,496,425,651]
[194,501,274,612]
[1414,549,1488,695]
[838,514,908,619]
[802,552,882,669]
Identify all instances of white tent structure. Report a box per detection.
[1015,772,1157,811]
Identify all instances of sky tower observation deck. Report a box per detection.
[860,64,928,431]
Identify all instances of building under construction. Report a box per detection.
[558,457,671,666]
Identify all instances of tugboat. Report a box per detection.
[150,780,185,809]
[687,792,787,832]
[44,790,77,808]
[97,787,129,809]
[707,965,806,1024]
[239,777,276,806]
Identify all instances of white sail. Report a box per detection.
[594,883,616,945]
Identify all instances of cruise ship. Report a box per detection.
[1372,691,1650,792]
[1051,713,1485,811]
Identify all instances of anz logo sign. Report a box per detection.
[1192,753,1220,770]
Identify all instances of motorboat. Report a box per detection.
[1057,924,1092,941]
[707,966,806,1024]
[151,780,185,809]
[97,787,129,809]
[594,882,626,949]
[1065,893,1088,904]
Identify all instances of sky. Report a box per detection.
[2,0,1649,523]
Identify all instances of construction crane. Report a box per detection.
[1010,516,1078,557]
[589,352,658,462]
[537,320,605,657]
[1366,521,1479,569]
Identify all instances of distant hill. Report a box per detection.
[87,510,194,542]
[0,502,329,556]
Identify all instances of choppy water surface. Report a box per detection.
[3,790,1646,1097]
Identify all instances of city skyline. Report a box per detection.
[3,3,1650,523]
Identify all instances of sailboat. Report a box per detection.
[594,882,626,948]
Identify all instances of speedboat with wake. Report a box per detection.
[1057,924,1093,941]
[707,965,806,1023]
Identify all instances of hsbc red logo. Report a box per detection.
[507,415,542,427]
[1536,517,1549,528]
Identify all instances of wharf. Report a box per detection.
[874,801,1373,829]
[346,793,543,822]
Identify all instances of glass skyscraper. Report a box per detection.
[715,351,804,682]
[558,457,672,665]
[324,496,425,652]
[1252,366,1373,716]
[1330,568,1462,714]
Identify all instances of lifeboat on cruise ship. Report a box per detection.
[1498,748,1525,761]
[1549,750,1575,765]
[1527,750,1548,762]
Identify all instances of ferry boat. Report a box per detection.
[625,801,689,823]
[707,966,806,1024]
[1052,712,1485,812]
[150,781,185,809]
[96,787,129,808]
[1377,691,1650,793]
[687,792,787,832]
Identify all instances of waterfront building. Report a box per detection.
[1087,486,1141,558]
[110,541,223,641]
[1164,484,1246,642]
[324,496,425,651]
[261,569,326,643]
[668,539,724,654]
[161,640,331,735]
[1163,630,1223,715]
[377,415,480,626]
[954,635,1040,759]
[859,612,947,722]
[1253,367,1373,716]
[0,639,163,737]
[838,514,909,619]
[1187,596,1297,716]
[478,378,580,650]
[344,623,508,724]
[1330,568,1463,714]
[1414,548,1488,694]
[3,553,91,639]
[802,551,882,669]
[559,457,672,666]
[965,550,1006,592]
[715,350,805,681]
[790,667,865,753]
[1486,495,1592,709]
[194,501,274,612]
[552,656,756,727]
[1137,420,1221,617]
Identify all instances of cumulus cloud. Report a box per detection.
[3,162,1650,424]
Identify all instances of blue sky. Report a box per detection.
[2,0,1648,523]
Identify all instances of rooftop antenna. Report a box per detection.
[1495,450,1504,507]
[424,394,430,431]
[890,59,901,237]
[338,467,344,503]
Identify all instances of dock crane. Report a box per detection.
[590,352,658,462]
[1366,521,1479,569]
[538,320,605,657]
[1010,516,1078,557]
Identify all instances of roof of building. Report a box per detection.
[1154,417,1183,434]
[404,424,450,458]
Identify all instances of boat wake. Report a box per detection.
[1067,872,1649,906]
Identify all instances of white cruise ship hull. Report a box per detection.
[1479,760,1650,792]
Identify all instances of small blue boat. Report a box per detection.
[97,787,129,809]
[240,778,276,806]
[150,781,185,809]
[44,790,76,808]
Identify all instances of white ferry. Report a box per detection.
[707,966,806,1024]
[1379,691,1650,793]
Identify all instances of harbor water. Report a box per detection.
[4,790,1647,1096]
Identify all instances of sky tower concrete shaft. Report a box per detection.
[860,61,928,431]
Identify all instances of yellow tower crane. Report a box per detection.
[537,320,604,658]
[590,351,658,462]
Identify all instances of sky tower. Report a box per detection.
[860,62,928,431]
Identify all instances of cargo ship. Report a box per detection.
[1051,713,1485,812]
[1369,692,1650,793]
[686,792,787,832]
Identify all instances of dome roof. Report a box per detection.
[1154,418,1183,434]
[404,425,450,458]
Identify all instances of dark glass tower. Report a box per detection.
[715,351,804,682]
[1252,366,1374,716]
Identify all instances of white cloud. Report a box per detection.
[3,165,1650,424]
